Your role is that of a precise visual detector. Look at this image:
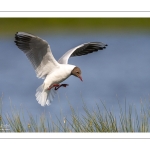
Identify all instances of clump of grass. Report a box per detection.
[1,96,150,132]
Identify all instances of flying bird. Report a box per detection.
[14,32,107,106]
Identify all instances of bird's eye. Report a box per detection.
[76,72,79,74]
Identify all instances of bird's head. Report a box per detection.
[71,67,83,81]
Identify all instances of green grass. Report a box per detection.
[1,96,150,132]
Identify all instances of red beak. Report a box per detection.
[79,76,83,81]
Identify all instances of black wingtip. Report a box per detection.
[104,44,108,48]
[14,32,32,51]
[15,32,19,37]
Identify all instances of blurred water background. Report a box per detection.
[0,18,150,123]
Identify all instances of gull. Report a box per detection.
[14,32,107,106]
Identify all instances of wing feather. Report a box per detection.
[15,32,59,78]
[58,42,107,64]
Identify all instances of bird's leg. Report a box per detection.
[54,84,69,90]
[47,84,60,90]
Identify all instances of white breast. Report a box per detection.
[43,64,76,89]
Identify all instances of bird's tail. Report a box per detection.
[35,84,56,106]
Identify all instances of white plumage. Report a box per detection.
[15,32,107,106]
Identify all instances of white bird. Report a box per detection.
[15,32,107,106]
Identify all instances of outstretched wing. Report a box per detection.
[15,32,59,78]
[58,42,107,64]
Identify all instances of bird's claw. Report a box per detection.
[54,84,69,90]
[47,84,69,91]
[61,84,69,87]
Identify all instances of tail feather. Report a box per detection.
[35,84,56,106]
